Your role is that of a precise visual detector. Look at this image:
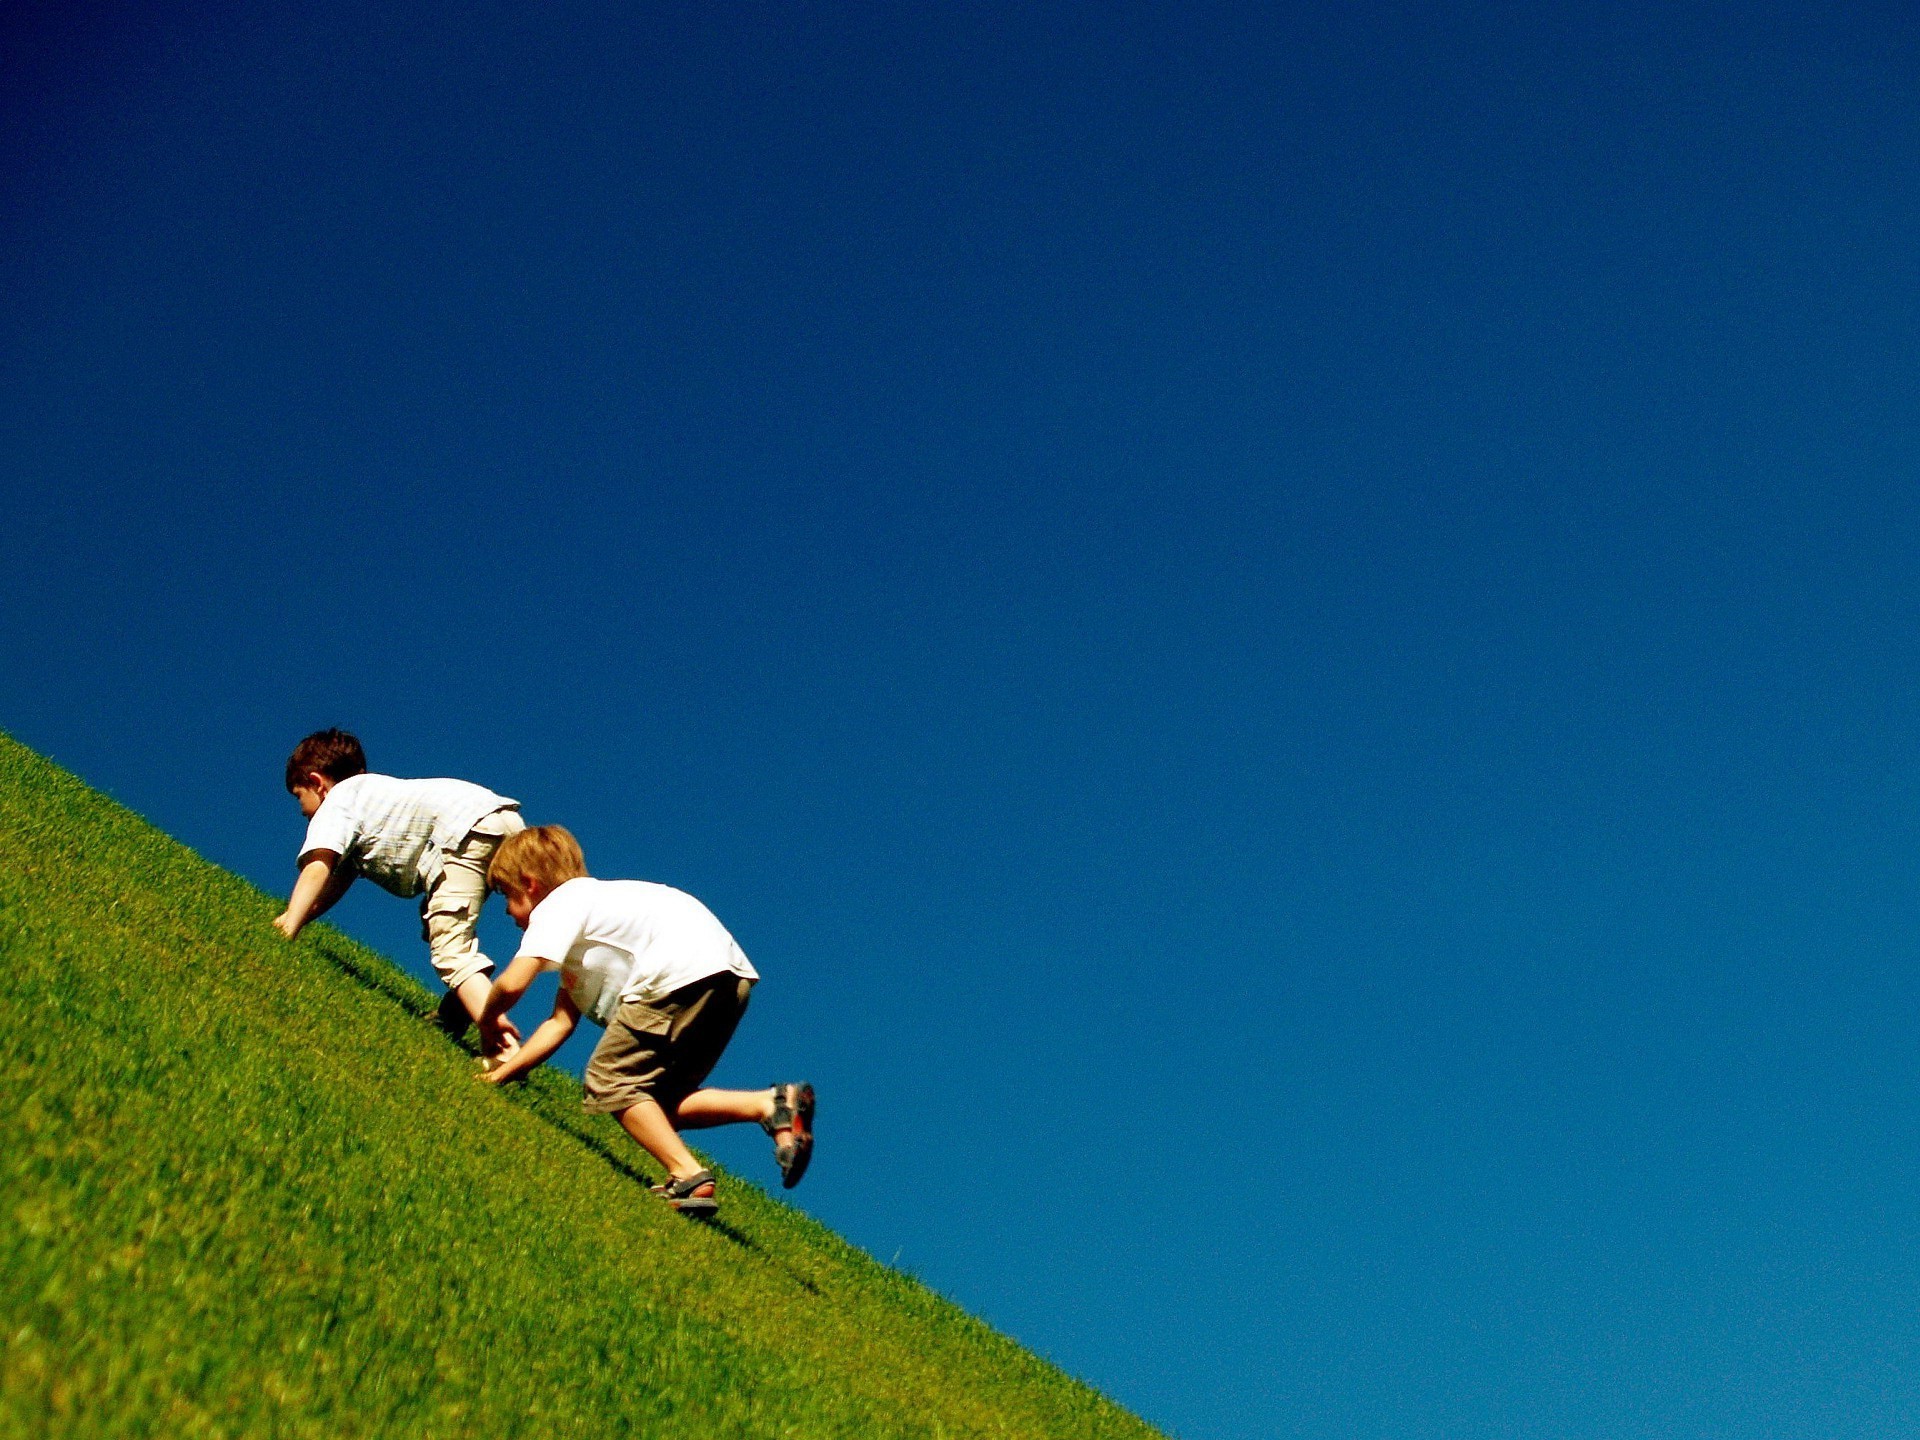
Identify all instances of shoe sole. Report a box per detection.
[667,1196,718,1217]
[780,1083,815,1190]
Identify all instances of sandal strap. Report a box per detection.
[761,1083,793,1137]
[663,1168,715,1198]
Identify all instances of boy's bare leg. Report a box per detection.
[616,1099,706,1181]
[674,1088,777,1131]
[671,1085,814,1191]
[453,972,494,1026]
[449,974,519,1058]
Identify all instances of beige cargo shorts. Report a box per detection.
[419,808,525,990]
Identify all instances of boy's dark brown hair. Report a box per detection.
[285,729,368,791]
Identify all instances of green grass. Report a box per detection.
[0,733,1165,1440]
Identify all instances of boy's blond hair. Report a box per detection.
[488,824,589,897]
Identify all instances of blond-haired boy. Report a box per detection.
[479,825,813,1214]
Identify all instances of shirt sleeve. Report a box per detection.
[300,791,357,862]
[515,887,583,970]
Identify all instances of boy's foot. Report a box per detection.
[434,989,471,1038]
[761,1082,815,1189]
[653,1169,718,1216]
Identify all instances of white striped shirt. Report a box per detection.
[299,773,517,898]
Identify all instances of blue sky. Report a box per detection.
[6,3,1920,1437]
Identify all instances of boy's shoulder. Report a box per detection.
[326,770,387,791]
[313,774,515,845]
[521,876,595,942]
[561,876,675,902]
[541,875,604,909]
[563,878,707,930]
[535,876,651,922]
[335,773,511,808]
[312,771,395,811]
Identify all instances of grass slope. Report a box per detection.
[0,734,1163,1440]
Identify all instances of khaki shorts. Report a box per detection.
[419,808,525,991]
[582,973,754,1116]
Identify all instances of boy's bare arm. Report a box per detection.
[478,951,542,1049]
[481,952,543,1022]
[273,851,348,939]
[484,988,579,1085]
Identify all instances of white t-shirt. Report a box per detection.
[513,876,758,1025]
[300,773,518,898]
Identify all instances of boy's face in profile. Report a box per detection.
[502,888,534,929]
[290,775,332,820]
[498,879,547,930]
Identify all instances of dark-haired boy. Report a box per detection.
[273,728,525,1051]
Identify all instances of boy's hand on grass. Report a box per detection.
[476,1054,522,1085]
[480,1013,521,1052]
[474,1024,524,1085]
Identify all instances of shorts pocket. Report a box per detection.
[615,999,675,1037]
[421,891,475,944]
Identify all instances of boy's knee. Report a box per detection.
[437,952,494,993]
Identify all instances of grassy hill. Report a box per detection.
[0,734,1164,1440]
